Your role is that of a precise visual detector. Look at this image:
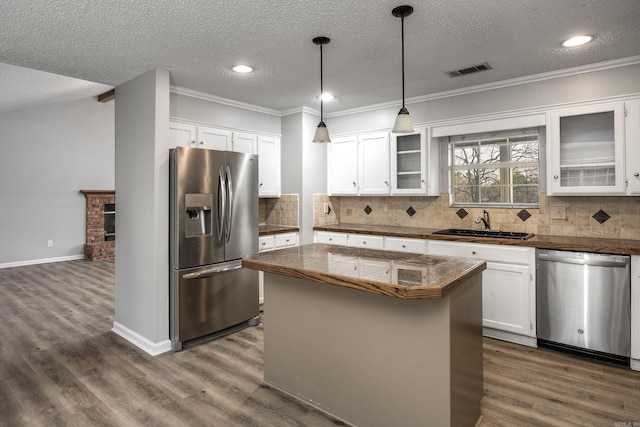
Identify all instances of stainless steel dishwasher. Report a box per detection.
[537,249,630,364]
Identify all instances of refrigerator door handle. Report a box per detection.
[181,264,243,280]
[225,165,233,244]
[218,166,226,242]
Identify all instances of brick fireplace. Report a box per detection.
[80,190,115,261]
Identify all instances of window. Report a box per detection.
[450,128,540,206]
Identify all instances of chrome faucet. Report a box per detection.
[475,210,490,230]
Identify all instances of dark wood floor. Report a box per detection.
[0,260,639,426]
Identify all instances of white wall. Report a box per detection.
[0,98,114,266]
[170,92,281,135]
[113,68,171,354]
[327,62,640,135]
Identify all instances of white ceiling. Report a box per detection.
[1,0,640,115]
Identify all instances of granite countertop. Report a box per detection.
[242,243,486,299]
[259,225,300,236]
[314,223,640,256]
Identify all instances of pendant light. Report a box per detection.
[312,36,331,143]
[391,5,415,133]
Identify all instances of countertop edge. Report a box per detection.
[313,224,640,255]
[259,226,300,236]
[243,245,486,300]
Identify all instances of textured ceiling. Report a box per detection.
[1,0,640,114]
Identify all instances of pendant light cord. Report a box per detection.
[320,44,324,120]
[401,16,405,109]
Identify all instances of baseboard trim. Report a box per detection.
[111,321,172,356]
[483,327,538,347]
[0,254,85,269]
[631,359,640,372]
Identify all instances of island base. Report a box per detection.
[263,272,483,427]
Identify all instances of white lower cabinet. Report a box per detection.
[384,237,427,254]
[429,241,536,345]
[347,234,384,250]
[315,231,349,246]
[258,232,299,304]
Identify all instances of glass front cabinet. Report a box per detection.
[547,102,625,195]
[390,127,439,196]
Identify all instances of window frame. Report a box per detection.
[449,128,540,208]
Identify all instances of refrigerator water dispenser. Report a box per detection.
[184,193,212,236]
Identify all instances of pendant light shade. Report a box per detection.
[312,36,331,143]
[391,5,415,134]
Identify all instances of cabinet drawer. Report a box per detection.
[347,234,384,250]
[258,235,275,252]
[275,233,298,248]
[384,237,427,254]
[429,241,531,264]
[316,231,348,246]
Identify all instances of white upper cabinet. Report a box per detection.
[199,126,233,151]
[390,127,439,196]
[547,102,625,195]
[258,135,281,198]
[169,121,197,148]
[625,100,640,194]
[327,132,390,196]
[358,132,391,195]
[232,132,258,154]
[169,120,232,151]
[327,136,359,195]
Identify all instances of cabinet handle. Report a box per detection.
[353,182,356,187]
[472,251,477,255]
[635,172,639,177]
[191,140,196,145]
[259,183,263,187]
[385,181,389,186]
[363,241,367,244]
[402,245,406,248]
[199,140,204,145]
[554,175,559,180]
[329,238,333,241]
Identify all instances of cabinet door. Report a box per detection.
[358,132,391,195]
[384,237,426,254]
[626,101,640,194]
[547,102,625,195]
[483,262,532,336]
[169,121,197,148]
[391,128,427,195]
[347,234,384,250]
[328,136,358,195]
[199,126,232,151]
[258,235,275,252]
[233,132,258,154]
[258,136,281,198]
[275,233,298,248]
[315,231,348,246]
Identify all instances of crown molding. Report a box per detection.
[281,106,320,117]
[170,86,282,117]
[327,55,640,118]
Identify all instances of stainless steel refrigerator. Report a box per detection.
[169,146,259,351]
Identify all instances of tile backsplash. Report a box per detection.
[313,193,640,240]
[260,194,299,227]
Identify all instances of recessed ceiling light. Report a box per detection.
[319,93,334,102]
[562,35,593,47]
[232,65,254,73]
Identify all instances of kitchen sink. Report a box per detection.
[432,228,534,240]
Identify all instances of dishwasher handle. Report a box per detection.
[538,252,629,268]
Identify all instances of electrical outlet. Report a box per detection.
[323,203,330,214]
[47,240,53,247]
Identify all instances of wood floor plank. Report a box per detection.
[2,259,640,426]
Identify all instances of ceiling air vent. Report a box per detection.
[446,62,492,78]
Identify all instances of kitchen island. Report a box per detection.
[242,244,486,427]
